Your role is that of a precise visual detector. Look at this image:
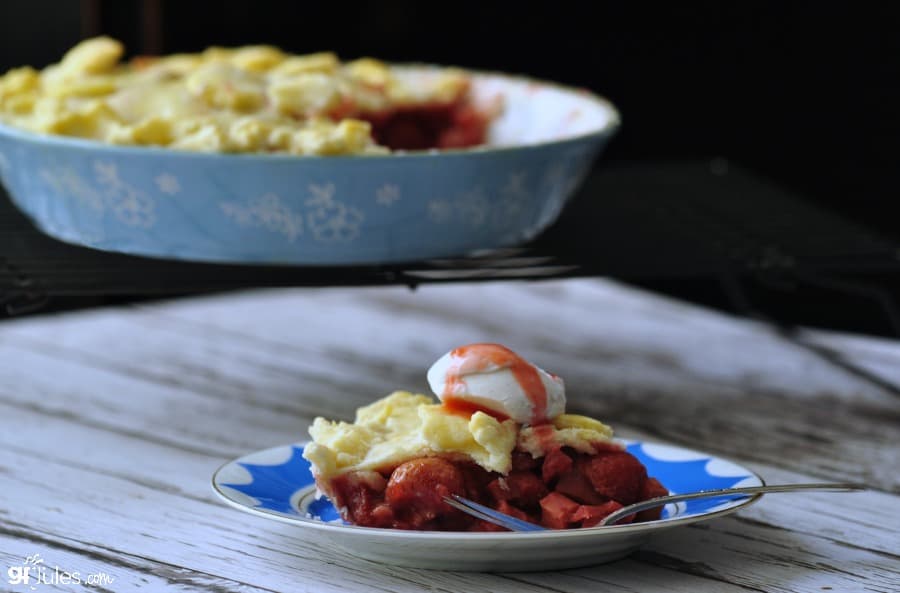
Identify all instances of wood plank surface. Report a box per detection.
[1,279,897,592]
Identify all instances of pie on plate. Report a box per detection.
[213,431,762,569]
[212,345,761,571]
[303,344,670,530]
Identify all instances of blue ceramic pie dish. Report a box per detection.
[0,68,619,264]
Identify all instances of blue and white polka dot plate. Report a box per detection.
[212,441,763,571]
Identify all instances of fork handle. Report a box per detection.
[599,482,866,526]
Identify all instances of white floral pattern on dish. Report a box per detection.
[220,193,305,242]
[220,183,365,244]
[375,184,400,207]
[305,183,364,243]
[154,173,181,195]
[36,160,156,228]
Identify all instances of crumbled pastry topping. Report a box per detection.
[0,37,472,155]
[304,391,518,478]
[303,390,617,482]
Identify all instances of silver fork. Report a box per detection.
[444,482,865,532]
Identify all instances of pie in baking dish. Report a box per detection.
[304,343,668,530]
[0,37,495,155]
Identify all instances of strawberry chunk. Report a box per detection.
[572,501,627,528]
[497,499,532,522]
[582,452,648,504]
[555,468,607,505]
[539,492,581,529]
[541,448,574,483]
[641,476,669,499]
[487,477,509,501]
[505,471,549,507]
[330,470,388,527]
[370,502,395,527]
[459,461,494,503]
[385,457,465,528]
[511,451,539,472]
[635,476,669,522]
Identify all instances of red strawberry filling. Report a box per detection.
[361,101,492,151]
[325,445,668,531]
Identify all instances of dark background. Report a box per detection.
[2,1,900,334]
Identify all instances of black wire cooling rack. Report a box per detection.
[3,158,900,334]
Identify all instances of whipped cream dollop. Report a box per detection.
[426,343,565,425]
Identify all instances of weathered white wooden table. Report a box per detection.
[1,279,897,592]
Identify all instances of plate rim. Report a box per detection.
[211,440,765,541]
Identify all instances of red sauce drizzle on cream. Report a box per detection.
[442,396,511,422]
[442,343,549,425]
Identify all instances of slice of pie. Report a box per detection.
[303,343,668,530]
